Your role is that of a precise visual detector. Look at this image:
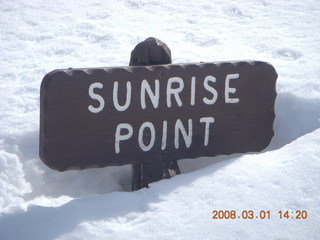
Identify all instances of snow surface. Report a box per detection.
[0,0,320,239]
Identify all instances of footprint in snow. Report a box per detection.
[224,6,252,19]
[273,48,302,60]
[185,33,219,47]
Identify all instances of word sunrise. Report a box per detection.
[40,61,277,171]
[88,73,240,154]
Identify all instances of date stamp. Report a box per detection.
[212,210,308,220]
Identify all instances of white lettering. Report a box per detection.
[161,120,167,150]
[200,117,215,146]
[115,123,133,154]
[203,75,218,105]
[141,79,160,109]
[225,73,240,103]
[88,83,105,113]
[113,81,132,111]
[167,77,184,107]
[191,76,196,106]
[138,122,156,152]
[174,119,192,149]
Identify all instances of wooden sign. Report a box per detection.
[40,61,277,171]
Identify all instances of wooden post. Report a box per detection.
[129,37,181,191]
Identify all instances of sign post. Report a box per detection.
[129,38,181,190]
[40,37,278,191]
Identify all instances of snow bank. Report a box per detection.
[0,150,30,216]
[54,129,320,240]
[1,129,319,240]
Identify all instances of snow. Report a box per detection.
[0,0,319,239]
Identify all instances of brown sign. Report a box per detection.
[40,61,277,171]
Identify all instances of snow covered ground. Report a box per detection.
[0,0,319,239]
